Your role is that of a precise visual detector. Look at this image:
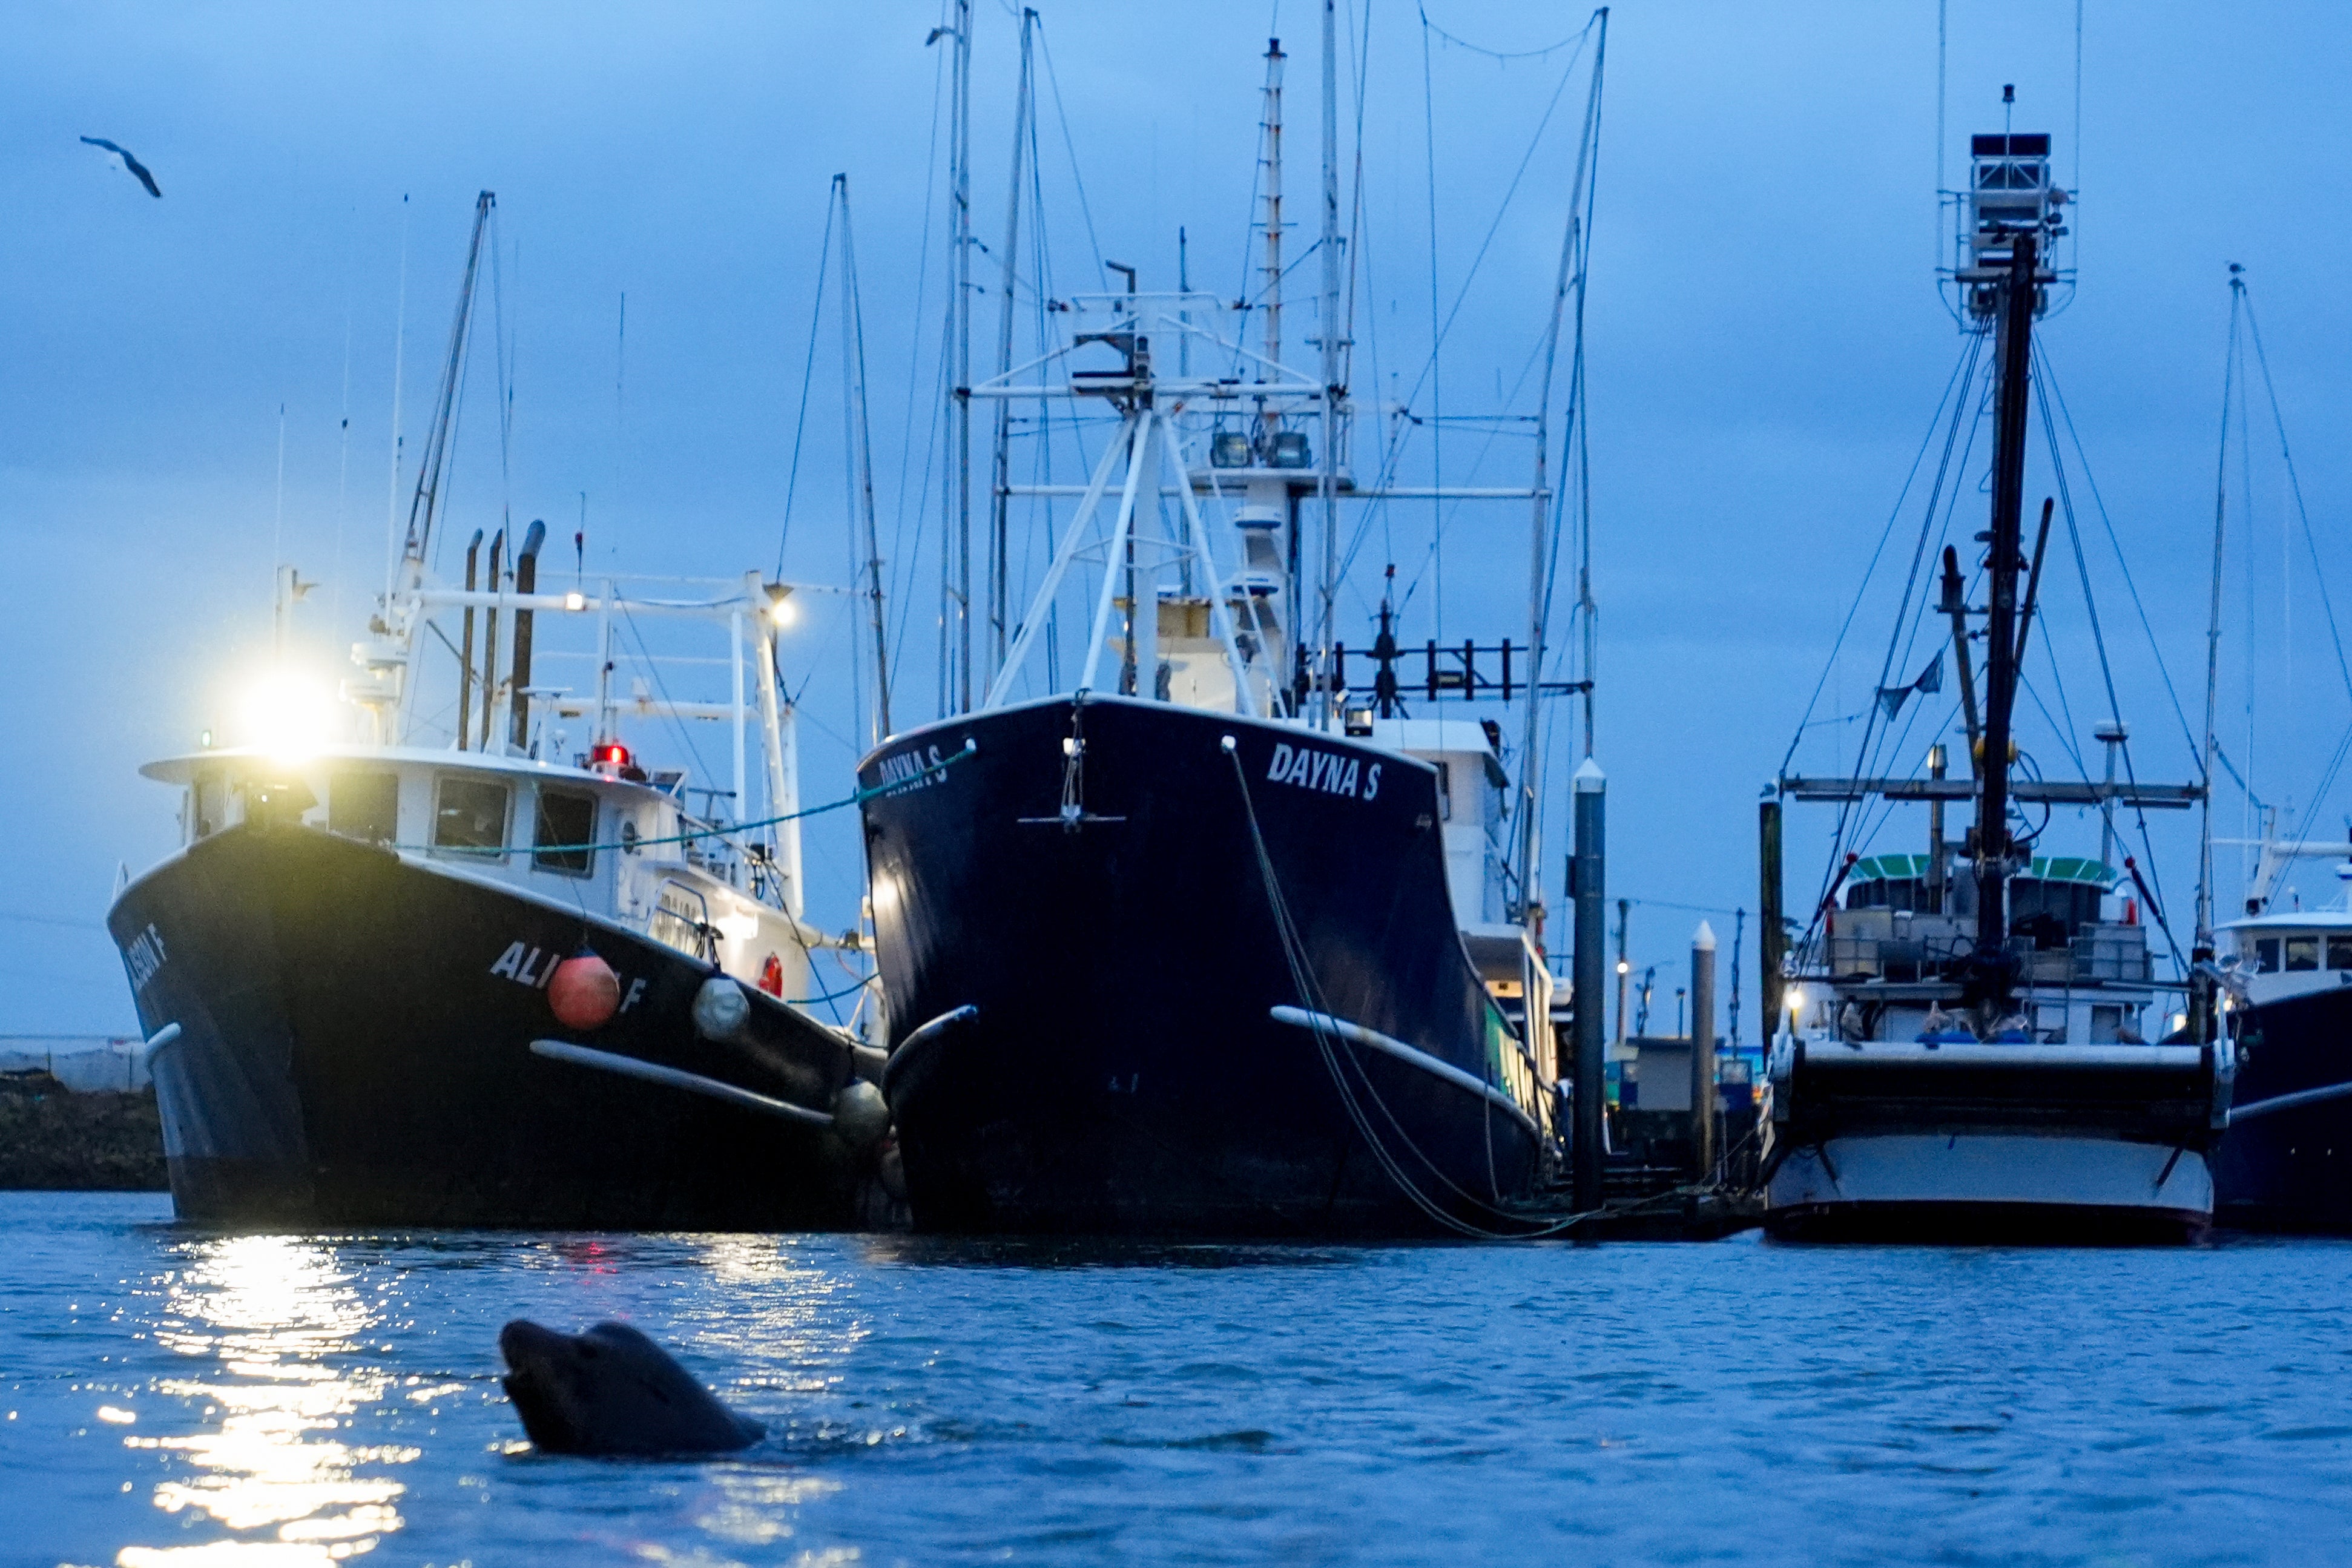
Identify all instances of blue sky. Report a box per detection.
[5,1,2349,1036]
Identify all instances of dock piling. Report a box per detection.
[1571,758,1607,1214]
[1691,920,1718,1184]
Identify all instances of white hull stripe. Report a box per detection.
[530,1039,832,1127]
[1269,1006,1538,1137]
[2228,1078,2352,1125]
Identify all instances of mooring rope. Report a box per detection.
[1222,736,1607,1240]
[368,737,978,859]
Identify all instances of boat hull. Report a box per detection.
[1765,1133,2212,1242]
[859,696,1544,1237]
[107,820,874,1230]
[2213,987,2352,1233]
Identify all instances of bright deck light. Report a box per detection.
[239,669,335,761]
[564,590,587,611]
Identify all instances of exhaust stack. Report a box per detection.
[510,520,548,752]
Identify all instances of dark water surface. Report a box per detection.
[7,1193,2352,1566]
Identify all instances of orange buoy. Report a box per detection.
[548,952,621,1030]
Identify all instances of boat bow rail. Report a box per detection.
[1771,1033,2232,1145]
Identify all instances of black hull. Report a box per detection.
[2214,986,2352,1233]
[108,822,875,1230]
[1766,1201,2209,1246]
[860,696,1544,1238]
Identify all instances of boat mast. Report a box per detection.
[390,191,494,745]
[1973,226,2038,1001]
[395,192,493,596]
[2193,269,2244,1036]
[947,0,975,716]
[837,174,892,745]
[1314,0,1342,730]
[1259,36,1285,455]
[989,9,1037,682]
[1517,18,1607,927]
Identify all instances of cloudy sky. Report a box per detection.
[5,1,2348,1037]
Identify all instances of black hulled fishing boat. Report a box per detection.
[108,194,889,1229]
[860,16,1607,1236]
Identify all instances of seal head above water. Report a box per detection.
[498,1319,766,1457]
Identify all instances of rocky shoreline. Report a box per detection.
[0,1073,168,1190]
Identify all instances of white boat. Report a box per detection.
[106,193,889,1228]
[1761,122,2230,1242]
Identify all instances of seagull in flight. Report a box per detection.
[79,137,161,199]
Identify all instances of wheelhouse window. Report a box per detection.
[192,768,228,841]
[2255,937,2281,973]
[432,776,510,856]
[2329,937,2352,971]
[534,788,597,877]
[2285,935,2321,972]
[328,771,399,845]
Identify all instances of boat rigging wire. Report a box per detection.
[1417,4,1593,61]
[1792,338,1986,938]
[775,191,836,576]
[2030,344,2189,967]
[1778,335,1983,782]
[372,742,977,861]
[2034,356,2202,768]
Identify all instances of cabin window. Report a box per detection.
[328,771,400,845]
[2254,937,2281,973]
[193,769,227,840]
[2330,937,2352,971]
[2286,935,2321,972]
[534,789,597,877]
[432,776,510,856]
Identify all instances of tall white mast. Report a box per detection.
[989,9,1037,680]
[1259,37,1285,453]
[948,0,975,715]
[1316,0,1341,729]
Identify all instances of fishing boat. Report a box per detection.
[1762,123,2231,1242]
[859,12,1607,1236]
[106,194,889,1229]
[2163,271,2352,1232]
[2208,848,2352,1231]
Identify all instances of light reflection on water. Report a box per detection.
[15,1196,2352,1566]
[120,1235,409,1564]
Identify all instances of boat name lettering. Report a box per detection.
[1266,743,1380,802]
[621,977,647,1013]
[875,744,950,794]
[125,924,168,992]
[489,941,561,990]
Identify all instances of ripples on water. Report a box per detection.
[7,1194,2352,1566]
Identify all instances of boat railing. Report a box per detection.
[1823,919,2149,987]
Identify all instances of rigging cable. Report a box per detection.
[776,191,837,576]
[1792,336,1985,945]
[2033,343,2189,973]
[2245,268,2352,885]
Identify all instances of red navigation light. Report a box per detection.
[593,742,633,769]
